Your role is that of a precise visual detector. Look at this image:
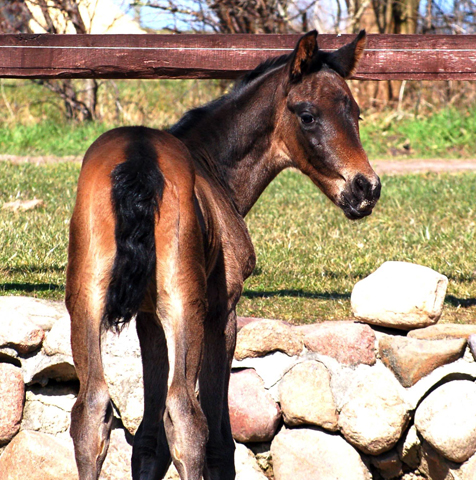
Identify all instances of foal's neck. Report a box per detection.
[171,70,290,217]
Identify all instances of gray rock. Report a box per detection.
[22,352,77,386]
[278,361,338,431]
[405,359,476,410]
[102,320,144,436]
[408,324,476,341]
[454,451,476,480]
[22,385,77,436]
[0,296,67,331]
[234,319,303,360]
[378,335,466,387]
[351,261,448,330]
[229,369,281,443]
[232,350,300,393]
[467,334,476,361]
[0,430,78,480]
[338,363,410,455]
[415,380,476,463]
[271,426,371,480]
[0,314,44,354]
[398,425,422,470]
[235,442,268,480]
[43,314,72,357]
[0,363,25,445]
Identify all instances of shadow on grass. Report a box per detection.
[445,295,476,308]
[243,289,350,300]
[0,283,63,293]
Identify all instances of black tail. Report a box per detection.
[102,128,165,332]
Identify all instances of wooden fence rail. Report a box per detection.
[0,34,475,81]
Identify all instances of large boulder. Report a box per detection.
[0,296,66,331]
[271,427,371,480]
[234,319,303,360]
[0,430,78,480]
[338,364,410,455]
[278,361,338,431]
[351,261,448,330]
[0,363,25,445]
[415,380,476,463]
[228,369,281,442]
[297,321,376,366]
[235,442,268,480]
[378,335,466,387]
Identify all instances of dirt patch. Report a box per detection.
[2,154,476,176]
[373,159,476,176]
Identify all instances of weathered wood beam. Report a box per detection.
[0,34,475,80]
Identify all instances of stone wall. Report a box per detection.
[0,262,475,480]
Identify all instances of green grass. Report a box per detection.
[0,162,475,324]
[361,107,476,159]
[240,170,476,324]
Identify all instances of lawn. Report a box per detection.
[0,161,474,324]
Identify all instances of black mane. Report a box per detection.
[169,53,292,138]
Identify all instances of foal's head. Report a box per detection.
[277,31,380,220]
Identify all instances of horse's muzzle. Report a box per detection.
[340,173,381,220]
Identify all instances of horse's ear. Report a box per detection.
[289,30,319,83]
[329,30,367,78]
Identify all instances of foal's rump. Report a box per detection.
[68,126,198,332]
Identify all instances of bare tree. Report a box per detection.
[0,0,99,121]
[133,0,317,33]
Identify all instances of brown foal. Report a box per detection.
[66,30,380,480]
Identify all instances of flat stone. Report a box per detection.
[297,321,376,366]
[228,369,281,443]
[398,425,422,470]
[456,451,476,480]
[22,384,77,436]
[232,351,300,392]
[0,363,25,445]
[271,426,371,480]
[22,352,77,386]
[379,335,466,387]
[43,314,72,357]
[338,364,410,455]
[234,319,303,360]
[0,296,67,331]
[469,335,476,361]
[351,261,448,330]
[415,380,476,463]
[0,430,78,479]
[0,314,44,354]
[370,450,403,480]
[278,361,338,431]
[236,316,261,331]
[409,324,476,341]
[235,442,268,480]
[102,320,144,436]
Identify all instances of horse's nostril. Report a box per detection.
[352,174,371,197]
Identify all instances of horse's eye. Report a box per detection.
[300,114,315,125]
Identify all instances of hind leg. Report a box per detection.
[200,262,239,480]
[67,281,114,480]
[132,311,171,480]
[153,185,209,480]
